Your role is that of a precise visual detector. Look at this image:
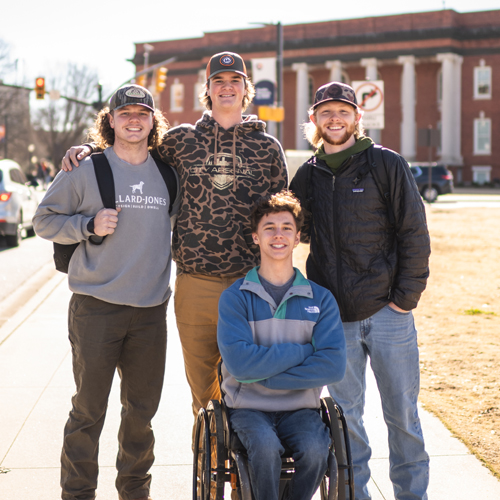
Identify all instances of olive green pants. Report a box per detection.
[61,294,168,500]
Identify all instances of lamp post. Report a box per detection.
[276,22,284,145]
[143,44,154,72]
[250,22,284,145]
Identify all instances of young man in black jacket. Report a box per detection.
[290,82,431,500]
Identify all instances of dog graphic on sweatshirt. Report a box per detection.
[130,181,144,194]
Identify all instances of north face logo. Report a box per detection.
[305,306,320,313]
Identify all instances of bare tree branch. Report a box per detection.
[33,63,99,165]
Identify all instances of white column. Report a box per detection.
[398,56,416,160]
[326,60,342,83]
[360,58,381,144]
[454,55,463,165]
[292,63,310,150]
[437,53,463,165]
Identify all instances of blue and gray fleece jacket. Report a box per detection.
[217,267,346,412]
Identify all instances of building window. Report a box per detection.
[474,63,491,100]
[473,115,491,155]
[472,166,491,185]
[437,68,443,106]
[308,76,314,108]
[194,70,205,111]
[193,82,204,111]
[170,78,184,112]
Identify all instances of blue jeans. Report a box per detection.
[229,408,330,500]
[328,305,429,500]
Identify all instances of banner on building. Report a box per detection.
[351,80,385,129]
[251,58,276,106]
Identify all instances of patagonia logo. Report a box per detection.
[220,55,235,66]
[352,188,364,193]
[305,306,320,314]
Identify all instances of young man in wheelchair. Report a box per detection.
[217,190,347,500]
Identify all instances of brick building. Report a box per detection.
[132,9,500,185]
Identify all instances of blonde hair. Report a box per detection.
[87,107,170,150]
[303,106,365,150]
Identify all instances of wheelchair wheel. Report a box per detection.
[320,397,355,500]
[193,401,226,500]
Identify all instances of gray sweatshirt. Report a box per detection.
[33,147,180,307]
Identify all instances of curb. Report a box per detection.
[0,268,66,346]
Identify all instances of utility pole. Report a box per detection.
[276,21,284,146]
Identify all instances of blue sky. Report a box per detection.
[2,0,499,104]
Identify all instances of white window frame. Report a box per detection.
[472,166,491,185]
[474,65,492,100]
[193,81,205,111]
[170,78,184,113]
[473,116,491,155]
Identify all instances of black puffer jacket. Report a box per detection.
[290,145,430,323]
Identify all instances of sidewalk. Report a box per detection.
[1,270,499,499]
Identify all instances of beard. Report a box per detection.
[317,121,356,146]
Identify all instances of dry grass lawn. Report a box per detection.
[293,206,500,477]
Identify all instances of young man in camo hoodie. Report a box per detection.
[62,51,288,421]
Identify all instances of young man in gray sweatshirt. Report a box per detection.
[33,85,180,500]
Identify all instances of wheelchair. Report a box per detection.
[193,394,354,500]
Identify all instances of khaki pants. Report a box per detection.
[175,273,242,417]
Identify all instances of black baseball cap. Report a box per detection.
[312,82,358,111]
[109,84,155,112]
[206,52,248,81]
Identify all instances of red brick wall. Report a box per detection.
[415,62,441,163]
[134,9,500,183]
[461,54,500,183]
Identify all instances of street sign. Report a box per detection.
[258,106,284,122]
[352,80,385,129]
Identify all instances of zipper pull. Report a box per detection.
[332,176,336,192]
[387,286,392,299]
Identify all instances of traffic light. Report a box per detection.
[136,74,146,87]
[35,77,45,100]
[155,67,168,94]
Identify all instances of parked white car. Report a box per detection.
[0,159,39,247]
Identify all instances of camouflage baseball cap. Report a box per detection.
[312,82,358,110]
[109,84,155,112]
[206,52,248,81]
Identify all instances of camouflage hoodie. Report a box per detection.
[157,111,287,276]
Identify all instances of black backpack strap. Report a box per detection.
[152,157,178,214]
[91,152,116,209]
[53,153,115,273]
[367,145,395,228]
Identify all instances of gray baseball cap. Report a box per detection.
[109,84,155,112]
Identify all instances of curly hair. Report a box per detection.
[251,190,304,233]
[199,78,256,112]
[303,106,365,150]
[86,107,170,150]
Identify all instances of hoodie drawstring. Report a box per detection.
[213,122,219,166]
[232,124,239,190]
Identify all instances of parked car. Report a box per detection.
[0,159,39,247]
[409,163,454,203]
